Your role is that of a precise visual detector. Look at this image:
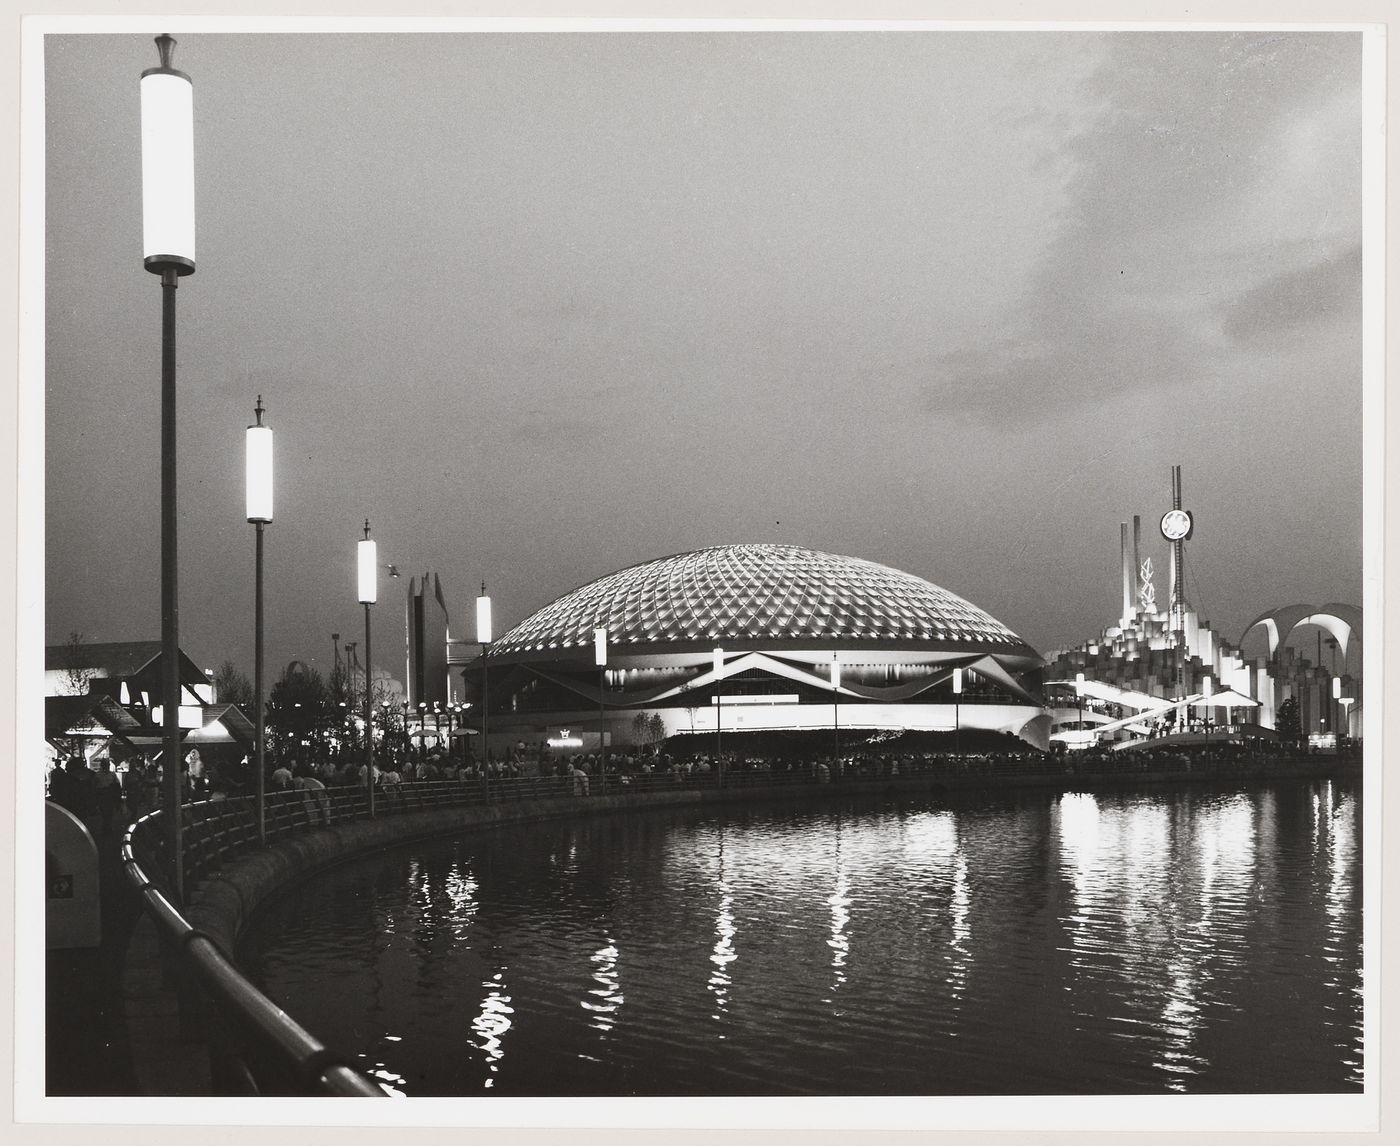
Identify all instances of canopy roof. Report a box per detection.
[490,544,1041,667]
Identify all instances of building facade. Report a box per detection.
[475,543,1048,755]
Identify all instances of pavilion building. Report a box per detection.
[473,543,1048,757]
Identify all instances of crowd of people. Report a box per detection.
[47,730,1358,838]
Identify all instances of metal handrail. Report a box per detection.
[121,813,387,1097]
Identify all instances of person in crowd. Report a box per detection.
[185,750,209,798]
[91,758,122,834]
[270,761,295,790]
[293,765,332,826]
[142,756,162,812]
[47,756,71,808]
[571,762,590,796]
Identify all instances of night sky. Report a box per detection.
[41,29,1365,684]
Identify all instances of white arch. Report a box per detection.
[1240,604,1361,662]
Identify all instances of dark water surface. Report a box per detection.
[239,779,1363,1096]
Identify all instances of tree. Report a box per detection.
[647,713,666,749]
[59,630,96,697]
[630,711,668,751]
[1276,697,1302,746]
[212,659,253,707]
[268,662,331,765]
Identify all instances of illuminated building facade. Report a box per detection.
[479,543,1048,754]
[1044,479,1361,749]
[405,571,451,709]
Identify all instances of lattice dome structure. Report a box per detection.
[474,545,1049,751]
[492,544,1035,661]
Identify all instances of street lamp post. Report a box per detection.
[1332,676,1343,746]
[142,33,196,902]
[1074,670,1084,752]
[831,655,841,765]
[595,628,608,776]
[246,396,273,845]
[343,640,357,700]
[358,521,377,817]
[954,666,964,759]
[712,647,724,784]
[478,586,492,773]
[1202,675,1213,761]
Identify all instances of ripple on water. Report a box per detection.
[239,781,1364,1096]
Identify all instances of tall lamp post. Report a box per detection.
[954,666,964,759]
[246,396,273,844]
[478,585,493,771]
[1202,675,1213,760]
[712,647,724,782]
[358,521,377,817]
[595,628,608,775]
[1074,671,1084,751]
[142,33,196,901]
[831,655,841,764]
[1332,676,1342,745]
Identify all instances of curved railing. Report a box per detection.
[121,751,1356,1094]
[121,808,388,1096]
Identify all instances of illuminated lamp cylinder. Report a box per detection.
[358,522,377,817]
[141,38,195,274]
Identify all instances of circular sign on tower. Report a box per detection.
[1160,508,1193,541]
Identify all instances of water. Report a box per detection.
[238,778,1363,1096]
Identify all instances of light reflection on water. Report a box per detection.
[240,779,1363,1097]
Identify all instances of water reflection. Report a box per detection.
[709,831,736,1021]
[949,848,970,1006]
[1320,784,1364,1085]
[243,781,1364,1097]
[1055,789,1269,1089]
[827,865,850,995]
[582,938,624,1034]
[471,969,513,1089]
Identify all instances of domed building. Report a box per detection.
[478,544,1049,753]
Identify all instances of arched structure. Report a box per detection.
[1240,603,1363,662]
[482,544,1048,750]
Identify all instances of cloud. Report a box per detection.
[918,32,1361,424]
[1221,243,1362,345]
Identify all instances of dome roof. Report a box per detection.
[491,543,1037,661]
